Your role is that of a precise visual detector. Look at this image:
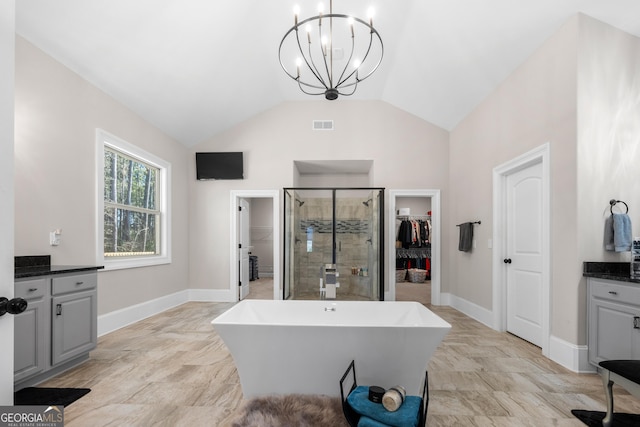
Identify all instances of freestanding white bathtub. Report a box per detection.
[211,300,451,398]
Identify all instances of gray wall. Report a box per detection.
[576,16,640,342]
[188,101,451,299]
[14,37,191,315]
[450,16,579,343]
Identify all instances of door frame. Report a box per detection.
[388,189,441,305]
[238,198,250,300]
[230,190,280,302]
[492,143,550,356]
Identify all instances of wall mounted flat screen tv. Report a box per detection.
[196,152,244,180]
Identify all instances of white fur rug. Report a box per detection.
[230,394,349,427]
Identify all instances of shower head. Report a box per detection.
[295,198,305,207]
[362,199,373,207]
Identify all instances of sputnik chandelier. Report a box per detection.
[278,0,384,100]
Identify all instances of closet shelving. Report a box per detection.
[396,215,431,281]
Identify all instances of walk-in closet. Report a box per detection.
[395,196,432,304]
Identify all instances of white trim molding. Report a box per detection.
[492,143,551,357]
[388,189,441,305]
[549,335,594,373]
[230,190,280,302]
[95,128,172,271]
[443,293,494,328]
[98,290,189,336]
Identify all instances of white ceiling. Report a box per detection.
[15,1,640,147]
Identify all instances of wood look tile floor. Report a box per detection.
[38,293,640,426]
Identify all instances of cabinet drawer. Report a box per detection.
[51,273,96,295]
[590,280,640,304]
[15,278,47,300]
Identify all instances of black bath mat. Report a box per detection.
[571,409,640,427]
[14,387,91,407]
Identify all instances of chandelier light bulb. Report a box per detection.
[296,57,303,78]
[293,5,300,26]
[353,59,361,69]
[367,7,375,26]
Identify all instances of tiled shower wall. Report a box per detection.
[293,197,379,300]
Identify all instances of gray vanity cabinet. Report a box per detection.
[14,278,48,382]
[14,271,98,387]
[51,273,98,366]
[587,278,640,365]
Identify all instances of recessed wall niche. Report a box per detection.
[293,160,373,187]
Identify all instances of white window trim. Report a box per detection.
[96,129,171,270]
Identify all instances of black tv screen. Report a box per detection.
[196,152,244,180]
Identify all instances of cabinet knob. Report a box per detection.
[28,288,38,292]
[75,281,84,285]
[634,316,640,329]
[608,291,618,295]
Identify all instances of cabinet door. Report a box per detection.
[51,289,97,366]
[589,297,640,365]
[14,298,46,381]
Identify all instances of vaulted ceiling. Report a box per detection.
[15,0,640,147]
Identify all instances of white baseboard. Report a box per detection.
[549,335,594,373]
[441,293,593,373]
[187,288,235,302]
[98,288,236,336]
[98,290,190,337]
[442,292,494,328]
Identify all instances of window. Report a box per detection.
[97,129,171,270]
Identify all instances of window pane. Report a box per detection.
[105,149,158,210]
[104,150,116,203]
[104,207,158,256]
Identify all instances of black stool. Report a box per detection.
[599,360,640,427]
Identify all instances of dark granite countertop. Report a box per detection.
[14,255,103,279]
[583,261,640,284]
[15,265,104,279]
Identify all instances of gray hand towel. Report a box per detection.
[613,213,632,252]
[604,215,614,251]
[458,222,474,252]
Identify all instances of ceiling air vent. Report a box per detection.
[312,120,334,130]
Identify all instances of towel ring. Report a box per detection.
[610,199,628,214]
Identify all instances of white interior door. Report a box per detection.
[239,199,250,300]
[506,162,543,347]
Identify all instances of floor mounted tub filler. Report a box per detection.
[211,300,451,398]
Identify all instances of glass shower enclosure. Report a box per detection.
[283,188,385,300]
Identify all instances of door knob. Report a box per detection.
[503,258,512,264]
[0,297,28,316]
